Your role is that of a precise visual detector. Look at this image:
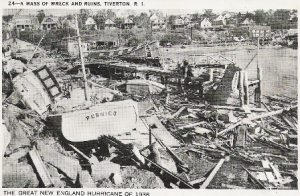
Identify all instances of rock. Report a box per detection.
[91,160,121,182]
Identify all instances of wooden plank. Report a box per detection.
[242,166,266,189]
[218,105,297,136]
[170,106,186,119]
[269,162,283,182]
[28,146,54,187]
[200,158,225,189]
[239,71,245,107]
[37,142,81,182]
[244,71,250,106]
[189,177,206,185]
[142,116,180,147]
[178,122,206,130]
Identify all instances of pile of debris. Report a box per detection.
[2,39,298,189]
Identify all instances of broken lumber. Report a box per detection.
[170,106,186,119]
[200,158,225,189]
[218,105,297,136]
[178,122,206,130]
[37,142,81,182]
[242,166,266,189]
[28,147,54,187]
[212,105,266,112]
[153,135,190,173]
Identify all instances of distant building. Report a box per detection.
[200,18,212,28]
[184,14,192,25]
[61,18,76,29]
[41,16,61,30]
[150,14,166,30]
[67,40,88,57]
[173,16,185,29]
[104,19,116,29]
[85,17,97,30]
[13,15,39,31]
[249,25,271,40]
[2,22,12,40]
[123,18,135,29]
[241,18,254,26]
[212,15,227,27]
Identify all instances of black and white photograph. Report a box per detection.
[1,4,298,192]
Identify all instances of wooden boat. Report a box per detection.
[61,100,138,142]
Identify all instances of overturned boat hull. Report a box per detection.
[61,100,138,142]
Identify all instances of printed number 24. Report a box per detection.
[8,1,16,5]
[8,1,23,5]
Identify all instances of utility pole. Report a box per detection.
[75,15,88,101]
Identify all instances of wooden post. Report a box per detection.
[244,71,250,105]
[257,37,262,107]
[209,68,214,82]
[75,15,88,101]
[239,71,245,107]
[149,127,152,145]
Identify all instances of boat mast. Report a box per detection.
[75,15,88,101]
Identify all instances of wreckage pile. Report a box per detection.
[2,39,298,189]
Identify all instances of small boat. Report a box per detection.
[61,100,138,142]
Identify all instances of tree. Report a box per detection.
[94,10,106,30]
[106,9,116,20]
[66,14,73,20]
[79,9,91,24]
[254,10,268,24]
[37,10,45,24]
[2,15,13,23]
[134,12,150,29]
[203,9,216,20]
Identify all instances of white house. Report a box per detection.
[150,14,166,30]
[123,18,135,29]
[213,15,226,26]
[85,17,97,30]
[200,18,212,28]
[104,19,116,29]
[173,17,185,29]
[241,18,254,26]
[41,16,61,30]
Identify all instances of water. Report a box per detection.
[161,46,298,98]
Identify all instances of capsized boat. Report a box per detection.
[61,100,138,142]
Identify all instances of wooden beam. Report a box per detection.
[200,158,225,189]
[239,71,245,107]
[218,105,297,136]
[170,106,186,119]
[28,147,54,187]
